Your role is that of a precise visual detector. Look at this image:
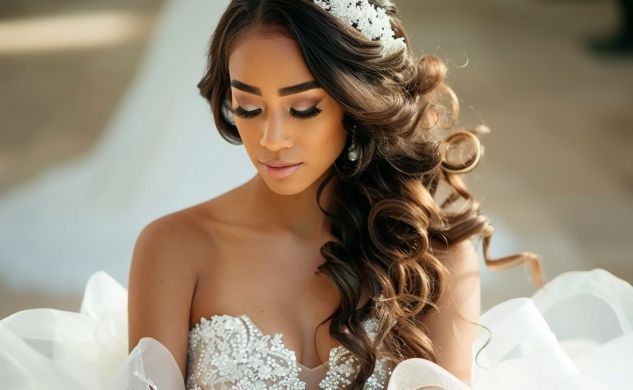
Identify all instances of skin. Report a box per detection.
[226,25,348,239]
[127,25,480,387]
[421,238,481,386]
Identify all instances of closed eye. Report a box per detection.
[232,106,260,119]
[289,107,322,120]
[231,106,322,120]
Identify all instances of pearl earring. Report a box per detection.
[347,124,358,162]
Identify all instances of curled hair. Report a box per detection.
[197,0,546,387]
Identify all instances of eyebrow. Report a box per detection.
[230,79,322,97]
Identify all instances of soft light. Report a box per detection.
[0,10,146,54]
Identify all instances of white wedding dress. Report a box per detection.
[1,267,631,389]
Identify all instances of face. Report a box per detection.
[227,26,347,195]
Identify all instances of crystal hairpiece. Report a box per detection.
[312,0,407,55]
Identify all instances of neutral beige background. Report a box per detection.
[0,0,631,319]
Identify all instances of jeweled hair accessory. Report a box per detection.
[312,0,407,55]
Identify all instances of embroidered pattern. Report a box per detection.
[186,314,394,389]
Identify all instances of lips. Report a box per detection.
[261,160,303,178]
[262,160,301,168]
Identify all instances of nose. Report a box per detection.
[259,111,292,151]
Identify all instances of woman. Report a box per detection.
[1,1,631,389]
[127,0,527,386]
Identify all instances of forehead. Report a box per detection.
[228,28,314,91]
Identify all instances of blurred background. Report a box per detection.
[0,0,631,319]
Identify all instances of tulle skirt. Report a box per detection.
[1,268,632,389]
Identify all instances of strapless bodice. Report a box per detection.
[186,314,395,389]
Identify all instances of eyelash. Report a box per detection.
[232,106,322,120]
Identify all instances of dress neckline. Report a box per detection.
[297,359,329,371]
[190,313,344,370]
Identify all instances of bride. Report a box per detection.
[1,1,632,389]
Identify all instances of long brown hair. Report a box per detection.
[197,0,545,387]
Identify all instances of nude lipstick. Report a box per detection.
[261,160,303,179]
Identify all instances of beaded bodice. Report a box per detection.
[186,314,394,389]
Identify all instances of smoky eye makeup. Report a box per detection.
[289,106,322,119]
[230,104,323,120]
[232,106,261,119]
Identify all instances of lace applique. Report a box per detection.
[318,318,394,389]
[186,314,393,389]
[187,314,305,389]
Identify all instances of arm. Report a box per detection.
[421,237,481,387]
[128,216,199,382]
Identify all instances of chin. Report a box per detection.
[259,169,323,196]
[262,178,310,196]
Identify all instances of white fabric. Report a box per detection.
[0,267,631,389]
[0,0,245,294]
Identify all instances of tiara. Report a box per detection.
[312,0,407,55]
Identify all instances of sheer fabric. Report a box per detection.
[1,268,631,389]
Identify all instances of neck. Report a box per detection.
[245,169,340,241]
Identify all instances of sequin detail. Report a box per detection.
[186,314,394,389]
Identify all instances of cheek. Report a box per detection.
[235,121,260,156]
[303,119,347,159]
[325,128,347,155]
[305,116,347,152]
[236,119,256,142]
[323,116,347,151]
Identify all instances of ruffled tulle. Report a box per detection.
[1,268,631,389]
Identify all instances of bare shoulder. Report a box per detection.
[423,237,481,386]
[428,236,480,313]
[127,202,221,381]
[134,204,221,272]
[430,237,479,266]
